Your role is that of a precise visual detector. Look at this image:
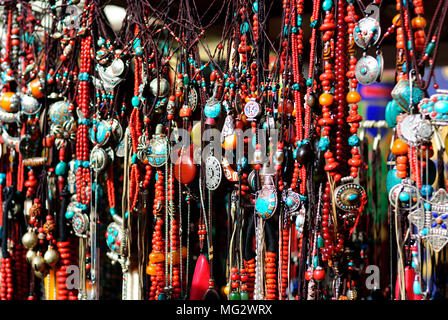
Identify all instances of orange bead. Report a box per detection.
[0,92,18,113]
[396,156,408,164]
[29,78,44,99]
[391,139,409,155]
[179,106,192,117]
[319,93,334,107]
[346,91,361,104]
[393,14,401,26]
[397,170,407,178]
[411,16,426,29]
[222,134,237,150]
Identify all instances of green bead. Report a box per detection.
[229,291,241,300]
[240,291,249,300]
[55,161,68,176]
[318,236,324,248]
[425,42,435,55]
[183,75,190,86]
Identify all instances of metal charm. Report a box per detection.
[418,90,448,125]
[397,114,433,147]
[106,216,128,260]
[21,95,41,115]
[391,79,424,111]
[353,4,381,49]
[255,166,277,219]
[90,146,109,173]
[333,176,365,212]
[72,211,89,238]
[355,55,381,86]
[149,78,170,98]
[244,99,261,121]
[18,134,35,158]
[282,188,302,213]
[205,155,222,190]
[389,178,421,211]
[145,124,169,167]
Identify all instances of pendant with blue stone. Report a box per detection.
[334,176,366,212]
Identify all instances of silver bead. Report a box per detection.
[149,78,170,97]
[22,230,38,249]
[26,250,36,264]
[32,255,46,272]
[44,247,60,267]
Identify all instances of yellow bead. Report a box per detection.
[191,121,202,146]
[222,134,237,150]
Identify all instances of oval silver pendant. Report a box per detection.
[21,95,41,115]
[255,185,277,219]
[90,146,108,172]
[205,156,222,190]
[353,17,381,49]
[283,189,301,212]
[334,180,365,212]
[355,55,381,85]
[72,212,89,237]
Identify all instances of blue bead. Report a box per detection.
[65,211,75,219]
[286,198,293,206]
[348,135,360,146]
[55,161,68,176]
[420,185,433,197]
[131,96,140,108]
[83,161,90,168]
[110,207,116,216]
[348,194,358,201]
[252,1,258,12]
[421,228,428,236]
[318,137,330,151]
[322,0,333,10]
[413,280,422,295]
[434,101,448,113]
[399,192,410,202]
[0,173,6,185]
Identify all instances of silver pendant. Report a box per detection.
[417,91,448,125]
[397,114,433,147]
[353,4,381,49]
[149,78,170,98]
[90,146,109,173]
[18,134,35,159]
[146,126,169,167]
[21,95,41,115]
[389,178,421,212]
[282,188,302,213]
[255,169,277,219]
[244,100,261,121]
[72,211,89,238]
[221,114,235,143]
[408,189,448,252]
[106,216,128,261]
[333,176,365,212]
[205,155,222,190]
[355,55,381,85]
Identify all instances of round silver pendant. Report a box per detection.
[19,135,34,158]
[334,181,365,212]
[244,100,261,121]
[111,118,123,142]
[353,17,381,49]
[205,156,222,190]
[109,58,125,77]
[49,100,72,126]
[149,78,170,98]
[72,212,89,237]
[283,189,301,212]
[147,135,169,167]
[389,179,421,211]
[90,146,108,172]
[355,55,381,85]
[21,95,41,115]
[398,114,433,147]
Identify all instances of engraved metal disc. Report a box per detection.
[187,87,198,112]
[106,222,125,255]
[355,55,381,85]
[49,100,71,126]
[353,17,381,49]
[283,189,301,212]
[244,100,261,121]
[205,156,222,190]
[18,135,35,158]
[398,114,433,147]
